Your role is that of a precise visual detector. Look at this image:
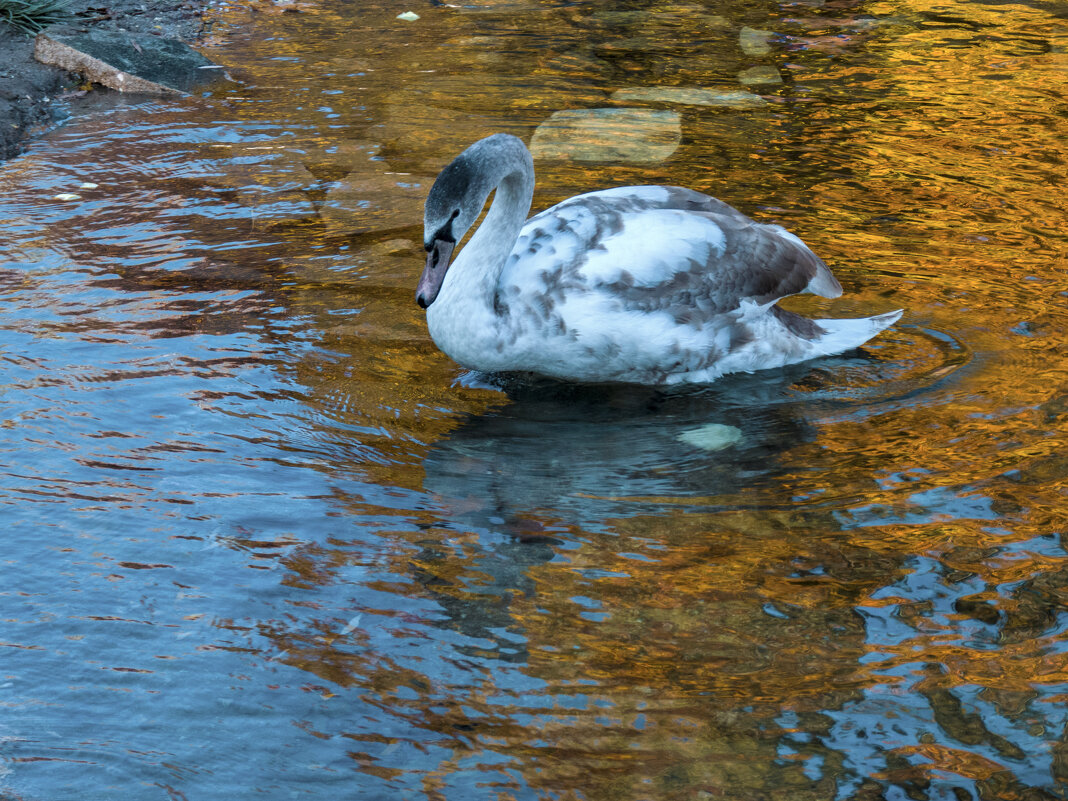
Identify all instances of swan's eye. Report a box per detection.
[450,209,460,220]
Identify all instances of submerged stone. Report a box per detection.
[320,171,432,235]
[530,108,681,164]
[739,26,775,57]
[737,66,783,86]
[677,423,744,451]
[34,27,218,96]
[612,86,766,109]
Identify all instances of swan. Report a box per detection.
[416,133,902,384]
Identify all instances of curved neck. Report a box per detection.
[468,167,534,275]
[427,144,535,370]
[442,146,535,315]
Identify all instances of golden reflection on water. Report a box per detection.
[0,0,1066,797]
[203,0,1067,795]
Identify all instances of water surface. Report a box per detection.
[1,0,1066,798]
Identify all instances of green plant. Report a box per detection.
[0,0,71,34]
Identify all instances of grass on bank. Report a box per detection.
[0,0,71,34]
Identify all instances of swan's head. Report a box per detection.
[416,134,529,309]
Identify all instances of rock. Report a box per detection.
[367,238,416,257]
[612,86,766,109]
[737,65,783,86]
[34,28,218,96]
[319,171,432,235]
[529,108,681,164]
[677,423,744,451]
[739,26,774,57]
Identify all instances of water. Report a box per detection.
[0,0,1066,798]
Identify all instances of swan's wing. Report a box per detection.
[499,186,841,320]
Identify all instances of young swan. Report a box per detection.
[416,134,902,385]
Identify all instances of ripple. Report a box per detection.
[780,324,974,406]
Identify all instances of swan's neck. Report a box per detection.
[451,167,533,307]
[428,162,534,367]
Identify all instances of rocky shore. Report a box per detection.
[0,0,212,161]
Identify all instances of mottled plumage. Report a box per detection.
[416,134,902,384]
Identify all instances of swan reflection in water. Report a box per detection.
[418,360,852,535]
[410,360,838,654]
[407,330,961,639]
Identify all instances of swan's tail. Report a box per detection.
[811,309,903,357]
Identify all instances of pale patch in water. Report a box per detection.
[676,423,744,451]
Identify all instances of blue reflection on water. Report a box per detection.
[823,535,1068,800]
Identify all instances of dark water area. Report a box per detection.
[0,0,1066,798]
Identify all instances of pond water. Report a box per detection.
[1,0,1066,798]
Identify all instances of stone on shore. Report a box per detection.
[34,28,218,96]
[530,108,681,164]
[612,86,767,109]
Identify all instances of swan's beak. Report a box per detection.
[416,238,455,309]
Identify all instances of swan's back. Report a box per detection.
[499,185,841,315]
[485,185,857,382]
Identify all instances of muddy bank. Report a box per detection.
[0,0,212,161]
